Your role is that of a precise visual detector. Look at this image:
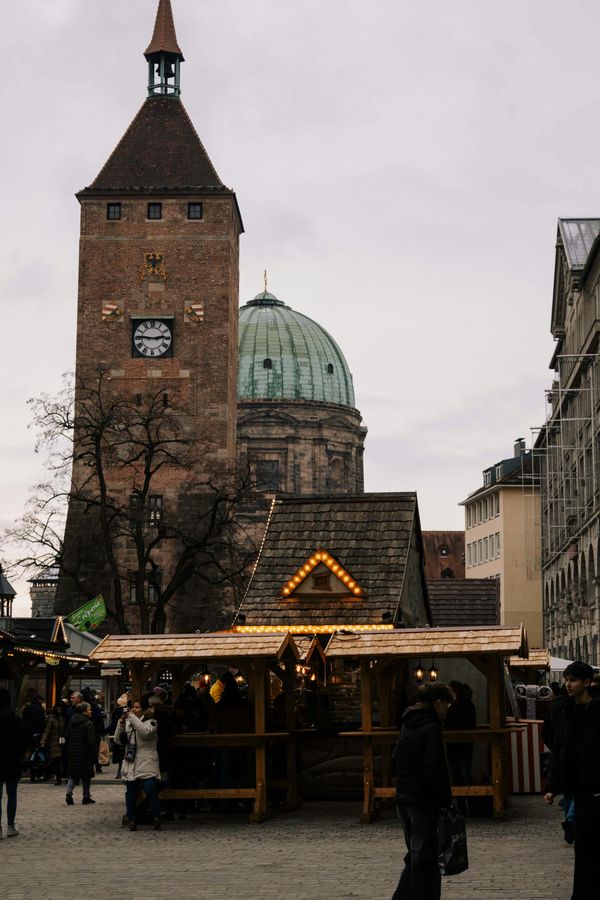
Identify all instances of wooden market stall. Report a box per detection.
[324,624,529,822]
[88,632,301,823]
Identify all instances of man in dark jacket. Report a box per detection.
[392,681,453,900]
[545,661,600,900]
[65,702,97,805]
[0,688,26,838]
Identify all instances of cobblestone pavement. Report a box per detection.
[0,779,572,900]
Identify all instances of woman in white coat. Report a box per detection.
[114,700,161,831]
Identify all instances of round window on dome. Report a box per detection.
[263,358,273,370]
[327,363,334,375]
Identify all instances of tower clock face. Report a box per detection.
[132,319,173,358]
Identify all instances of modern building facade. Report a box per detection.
[536,218,600,665]
[461,441,542,647]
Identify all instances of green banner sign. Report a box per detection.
[66,595,107,632]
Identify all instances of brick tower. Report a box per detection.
[58,0,243,632]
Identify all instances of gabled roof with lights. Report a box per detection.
[281,550,364,598]
[234,493,431,633]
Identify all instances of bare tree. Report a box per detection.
[4,372,260,633]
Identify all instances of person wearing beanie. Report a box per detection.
[545,660,600,899]
[391,681,453,900]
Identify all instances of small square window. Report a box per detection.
[107,203,121,220]
[188,202,203,220]
[148,495,163,525]
[147,203,162,220]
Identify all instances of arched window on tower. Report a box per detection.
[263,358,273,370]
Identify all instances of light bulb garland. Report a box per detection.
[281,550,363,597]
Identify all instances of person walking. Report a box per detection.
[445,682,476,794]
[545,661,600,900]
[40,703,68,785]
[114,699,162,831]
[65,701,97,805]
[0,689,26,839]
[392,681,453,900]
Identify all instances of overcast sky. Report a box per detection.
[2,0,598,613]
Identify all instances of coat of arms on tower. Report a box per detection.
[140,253,168,284]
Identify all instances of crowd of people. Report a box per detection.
[0,670,254,836]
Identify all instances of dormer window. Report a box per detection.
[263,358,273,370]
[327,363,334,374]
[312,573,331,592]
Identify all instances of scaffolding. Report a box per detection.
[534,353,600,564]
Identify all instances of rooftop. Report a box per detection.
[238,291,356,407]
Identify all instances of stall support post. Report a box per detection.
[488,657,505,819]
[376,662,394,800]
[360,660,378,824]
[283,662,300,810]
[250,658,271,823]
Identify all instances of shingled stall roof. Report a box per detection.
[324,624,528,659]
[78,97,236,199]
[427,579,500,628]
[508,648,550,670]
[88,632,300,665]
[237,494,431,631]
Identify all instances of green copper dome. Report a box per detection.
[238,291,356,407]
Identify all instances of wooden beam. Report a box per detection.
[360,660,378,823]
[250,659,271,823]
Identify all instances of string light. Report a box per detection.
[280,549,365,598]
[234,623,394,635]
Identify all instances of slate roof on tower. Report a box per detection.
[78,97,229,196]
[145,0,184,60]
[237,494,432,630]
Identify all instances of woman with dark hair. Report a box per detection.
[0,688,26,838]
[65,701,97,805]
[114,699,161,831]
[40,703,67,785]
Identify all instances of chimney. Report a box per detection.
[514,437,526,458]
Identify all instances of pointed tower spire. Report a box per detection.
[144,0,184,98]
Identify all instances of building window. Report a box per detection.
[495,464,503,480]
[148,495,163,526]
[496,532,501,558]
[107,203,121,220]
[327,363,334,374]
[494,494,500,516]
[441,567,454,579]
[483,470,491,487]
[188,202,203,220]
[255,459,280,492]
[440,545,449,557]
[148,574,162,605]
[147,203,162,220]
[478,539,482,563]
[312,573,331,592]
[129,575,138,605]
[263,358,273,370]
[484,537,488,562]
